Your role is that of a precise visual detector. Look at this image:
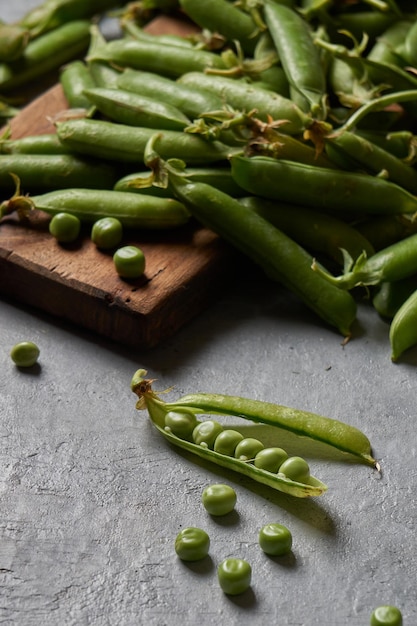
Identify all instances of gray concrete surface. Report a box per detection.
[1,3,417,625]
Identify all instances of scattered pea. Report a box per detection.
[259,523,292,557]
[217,558,252,595]
[91,217,123,249]
[113,245,146,279]
[10,341,40,367]
[234,437,264,461]
[278,456,311,484]
[254,447,288,473]
[49,211,80,243]
[201,484,237,516]
[370,605,403,626]
[175,527,210,562]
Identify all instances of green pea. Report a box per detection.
[49,212,81,243]
[201,484,237,516]
[10,341,40,367]
[217,558,252,595]
[279,456,311,484]
[164,410,198,440]
[234,437,264,461]
[91,217,123,250]
[174,527,210,562]
[192,420,223,448]
[370,605,403,625]
[213,429,244,456]
[254,447,289,473]
[259,523,292,556]
[113,246,146,279]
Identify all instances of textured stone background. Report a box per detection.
[1,3,417,624]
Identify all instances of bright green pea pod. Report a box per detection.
[0,20,91,95]
[130,370,329,497]
[0,24,30,62]
[1,187,190,229]
[263,1,327,119]
[313,232,417,291]
[60,60,96,109]
[0,133,72,154]
[230,155,417,216]
[83,87,190,131]
[389,288,417,361]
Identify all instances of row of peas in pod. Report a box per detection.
[174,482,403,623]
[2,0,417,358]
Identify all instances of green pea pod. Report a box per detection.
[367,20,413,65]
[263,1,327,119]
[373,275,417,320]
[130,370,329,497]
[60,60,96,109]
[87,37,227,79]
[178,72,314,133]
[1,187,190,229]
[312,232,417,290]
[0,133,72,155]
[230,154,417,216]
[0,24,30,62]
[149,154,357,336]
[83,87,190,130]
[389,288,417,361]
[179,0,260,56]
[0,154,119,192]
[55,118,234,164]
[0,20,91,95]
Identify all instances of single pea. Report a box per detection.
[192,420,223,448]
[278,456,311,484]
[91,217,123,249]
[370,605,403,625]
[201,484,237,516]
[10,341,40,367]
[217,558,252,595]
[49,211,80,243]
[213,429,244,455]
[254,447,288,473]
[165,410,198,440]
[175,527,210,562]
[113,245,146,279]
[259,523,292,556]
[234,437,264,461]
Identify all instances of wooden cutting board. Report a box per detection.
[0,17,238,348]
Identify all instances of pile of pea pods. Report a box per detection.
[2,0,417,360]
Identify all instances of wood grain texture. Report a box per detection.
[0,17,237,348]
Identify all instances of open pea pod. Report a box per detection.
[131,370,377,498]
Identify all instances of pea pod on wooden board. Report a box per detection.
[60,59,96,109]
[130,369,329,498]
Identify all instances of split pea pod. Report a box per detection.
[86,37,227,79]
[0,20,91,94]
[263,0,327,119]
[83,87,190,130]
[179,0,260,56]
[158,160,357,336]
[117,68,225,120]
[239,196,375,265]
[0,188,190,229]
[312,232,417,290]
[55,118,234,164]
[389,289,417,361]
[178,72,314,133]
[230,154,417,216]
[0,153,119,192]
[130,370,328,498]
[131,370,376,477]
